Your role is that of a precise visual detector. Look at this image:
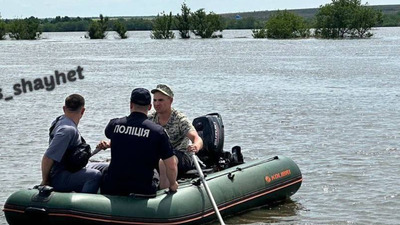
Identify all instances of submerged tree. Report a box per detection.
[265,10,310,39]
[175,2,191,39]
[349,5,383,37]
[87,14,109,39]
[252,28,267,38]
[191,9,224,38]
[8,17,42,40]
[0,20,6,40]
[113,20,128,39]
[151,11,175,39]
[314,0,382,38]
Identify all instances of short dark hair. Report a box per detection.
[65,94,85,111]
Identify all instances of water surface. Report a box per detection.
[1,28,400,225]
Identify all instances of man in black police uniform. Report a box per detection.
[98,88,178,196]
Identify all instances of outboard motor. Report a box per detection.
[193,113,224,167]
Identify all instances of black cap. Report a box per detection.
[130,88,151,106]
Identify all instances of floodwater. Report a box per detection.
[1,28,400,225]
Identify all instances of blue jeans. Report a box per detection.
[87,162,109,173]
[50,167,102,193]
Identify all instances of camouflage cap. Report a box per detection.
[151,84,174,98]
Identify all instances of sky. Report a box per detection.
[1,0,399,19]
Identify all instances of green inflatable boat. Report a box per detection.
[4,155,302,225]
[3,113,303,225]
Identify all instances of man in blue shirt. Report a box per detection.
[98,88,178,196]
[40,94,102,193]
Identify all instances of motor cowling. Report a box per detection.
[193,113,224,166]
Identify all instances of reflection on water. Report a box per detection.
[1,28,400,225]
[219,199,303,225]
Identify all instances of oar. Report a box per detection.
[91,141,110,157]
[191,153,226,225]
[90,147,102,157]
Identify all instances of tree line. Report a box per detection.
[1,0,398,40]
[253,0,385,39]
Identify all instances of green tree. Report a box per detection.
[8,17,42,40]
[87,14,109,39]
[265,10,310,39]
[113,19,128,39]
[191,9,224,38]
[252,28,267,38]
[151,11,175,39]
[175,2,191,39]
[0,20,6,40]
[314,0,382,38]
[349,5,383,37]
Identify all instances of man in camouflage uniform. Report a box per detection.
[149,84,203,187]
